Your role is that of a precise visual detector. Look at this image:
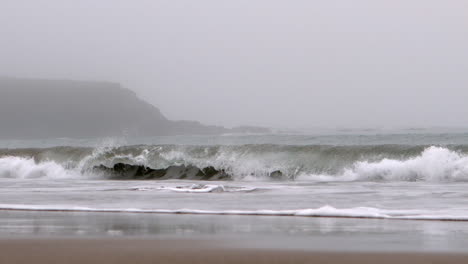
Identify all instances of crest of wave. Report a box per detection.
[76,137,150,171]
[299,146,468,182]
[159,147,291,180]
[349,146,468,181]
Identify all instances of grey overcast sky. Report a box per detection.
[1,0,467,129]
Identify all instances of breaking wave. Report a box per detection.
[0,156,81,179]
[1,144,468,182]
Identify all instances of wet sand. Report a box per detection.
[1,239,467,264]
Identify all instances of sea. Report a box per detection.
[1,130,468,252]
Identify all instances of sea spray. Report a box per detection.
[0,156,79,179]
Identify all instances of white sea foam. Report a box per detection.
[0,204,466,221]
[158,184,226,193]
[345,146,468,181]
[297,147,468,182]
[0,156,80,179]
[156,184,257,193]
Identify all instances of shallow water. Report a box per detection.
[1,210,468,253]
[1,179,468,221]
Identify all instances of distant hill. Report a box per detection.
[0,78,268,139]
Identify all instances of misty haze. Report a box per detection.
[1,1,468,264]
[1,0,467,132]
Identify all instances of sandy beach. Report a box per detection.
[0,238,467,264]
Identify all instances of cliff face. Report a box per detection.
[0,78,227,139]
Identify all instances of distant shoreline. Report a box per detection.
[0,77,270,139]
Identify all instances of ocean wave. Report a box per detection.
[1,145,468,182]
[0,204,466,221]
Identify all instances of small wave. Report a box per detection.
[157,184,257,193]
[102,184,259,193]
[0,204,467,221]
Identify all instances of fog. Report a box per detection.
[1,0,467,129]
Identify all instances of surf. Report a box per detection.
[1,145,468,182]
